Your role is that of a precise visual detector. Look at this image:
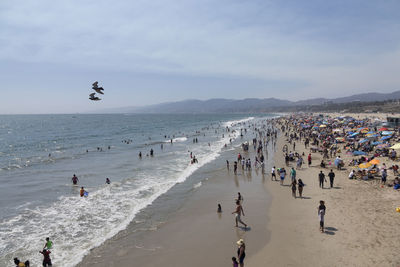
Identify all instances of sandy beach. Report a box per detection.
[78,143,275,267]
[79,114,400,267]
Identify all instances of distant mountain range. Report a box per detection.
[97,90,400,113]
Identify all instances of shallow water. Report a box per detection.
[0,113,272,266]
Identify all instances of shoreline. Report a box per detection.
[78,138,276,266]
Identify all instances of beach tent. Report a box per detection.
[353,151,367,156]
[359,162,372,169]
[390,143,400,150]
[369,159,380,165]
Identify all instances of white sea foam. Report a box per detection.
[193,182,202,189]
[0,116,257,267]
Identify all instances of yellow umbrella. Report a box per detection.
[358,162,372,169]
[369,159,380,165]
[319,125,327,128]
[390,143,400,149]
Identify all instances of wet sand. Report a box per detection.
[78,145,274,267]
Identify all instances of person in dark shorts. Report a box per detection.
[328,170,335,188]
[271,166,276,181]
[39,249,52,266]
[318,171,326,188]
[318,200,326,233]
[291,179,297,198]
[236,239,246,267]
[298,179,304,198]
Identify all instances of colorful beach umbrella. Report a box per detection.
[378,127,388,132]
[381,131,394,136]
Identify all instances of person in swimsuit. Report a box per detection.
[232,200,247,228]
[318,200,326,233]
[236,239,246,267]
[80,187,85,197]
[71,174,79,185]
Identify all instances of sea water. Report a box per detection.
[0,113,273,266]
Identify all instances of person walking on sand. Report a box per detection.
[318,200,326,233]
[290,167,296,183]
[279,167,286,185]
[328,169,335,188]
[318,171,326,188]
[236,239,246,267]
[271,166,276,181]
[291,179,297,198]
[232,200,247,228]
[308,153,312,167]
[298,179,304,198]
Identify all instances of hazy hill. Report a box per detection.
[95,90,400,113]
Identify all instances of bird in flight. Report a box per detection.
[89,93,101,101]
[92,81,104,94]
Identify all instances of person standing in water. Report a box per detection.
[106,178,111,184]
[232,200,247,228]
[43,237,53,250]
[71,174,79,185]
[39,249,52,266]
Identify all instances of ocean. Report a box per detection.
[0,113,274,266]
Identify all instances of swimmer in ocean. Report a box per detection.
[80,187,85,197]
[71,174,79,185]
[106,178,111,184]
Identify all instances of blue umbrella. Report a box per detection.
[353,151,367,156]
[372,141,382,146]
[381,135,392,141]
[359,139,368,144]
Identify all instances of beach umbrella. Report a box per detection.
[390,143,400,150]
[335,137,345,141]
[320,125,327,128]
[369,159,380,165]
[377,143,390,149]
[381,131,394,136]
[371,141,382,146]
[349,132,359,138]
[381,135,392,141]
[353,151,367,156]
[378,127,388,132]
[358,162,372,169]
[358,139,368,144]
[333,129,341,132]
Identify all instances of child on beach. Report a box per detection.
[232,257,239,267]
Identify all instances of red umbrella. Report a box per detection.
[378,127,388,132]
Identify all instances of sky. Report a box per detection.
[1,0,400,113]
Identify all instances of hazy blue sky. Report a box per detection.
[1,0,400,113]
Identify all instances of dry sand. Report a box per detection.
[248,123,400,267]
[79,116,400,267]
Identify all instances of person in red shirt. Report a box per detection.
[39,249,52,266]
